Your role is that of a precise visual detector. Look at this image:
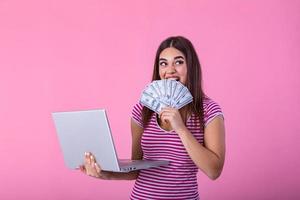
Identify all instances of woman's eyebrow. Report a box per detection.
[159,56,184,61]
[159,58,168,61]
[174,56,184,60]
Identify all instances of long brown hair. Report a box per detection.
[142,36,205,130]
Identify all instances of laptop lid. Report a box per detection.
[52,109,120,171]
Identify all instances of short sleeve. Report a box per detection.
[131,103,144,128]
[203,98,224,127]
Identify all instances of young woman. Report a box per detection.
[80,36,226,200]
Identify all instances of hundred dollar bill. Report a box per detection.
[165,79,174,105]
[171,83,185,106]
[154,80,165,98]
[143,83,160,99]
[140,79,193,112]
[140,91,168,113]
[175,92,193,109]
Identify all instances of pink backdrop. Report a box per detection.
[1,0,299,199]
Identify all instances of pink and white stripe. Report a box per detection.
[130,97,223,200]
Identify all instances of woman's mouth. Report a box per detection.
[166,77,179,81]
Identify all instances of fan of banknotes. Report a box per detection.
[140,79,193,114]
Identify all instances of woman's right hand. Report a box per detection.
[78,152,108,179]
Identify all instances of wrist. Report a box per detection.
[175,126,189,136]
[102,171,113,180]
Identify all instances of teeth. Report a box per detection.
[168,78,178,81]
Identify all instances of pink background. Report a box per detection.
[1,0,299,199]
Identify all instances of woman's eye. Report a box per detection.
[175,60,184,65]
[159,62,167,67]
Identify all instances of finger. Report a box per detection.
[84,152,90,166]
[161,111,177,118]
[94,162,101,174]
[80,166,85,173]
[90,155,101,177]
[85,153,99,176]
[161,107,175,112]
[161,114,176,123]
[90,154,96,165]
[86,152,92,165]
[158,111,163,118]
[160,112,173,119]
[159,110,169,118]
[160,107,177,116]
[79,165,86,173]
[161,115,171,124]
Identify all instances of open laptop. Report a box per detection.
[52,109,168,172]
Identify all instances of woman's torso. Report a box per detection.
[130,110,203,200]
[130,97,223,200]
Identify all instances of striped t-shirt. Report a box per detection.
[130,97,223,200]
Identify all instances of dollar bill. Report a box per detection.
[140,91,168,113]
[143,83,160,99]
[140,79,193,113]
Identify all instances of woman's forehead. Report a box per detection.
[159,47,185,59]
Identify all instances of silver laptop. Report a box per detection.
[52,109,168,172]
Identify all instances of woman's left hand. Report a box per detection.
[159,107,187,133]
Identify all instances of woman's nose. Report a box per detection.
[166,65,176,73]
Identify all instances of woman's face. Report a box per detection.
[158,47,187,85]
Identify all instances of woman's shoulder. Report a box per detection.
[132,102,144,112]
[202,96,224,125]
[131,102,144,127]
[131,102,144,118]
[203,96,221,109]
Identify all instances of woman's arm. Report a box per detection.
[177,116,225,180]
[159,107,225,180]
[80,119,144,180]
